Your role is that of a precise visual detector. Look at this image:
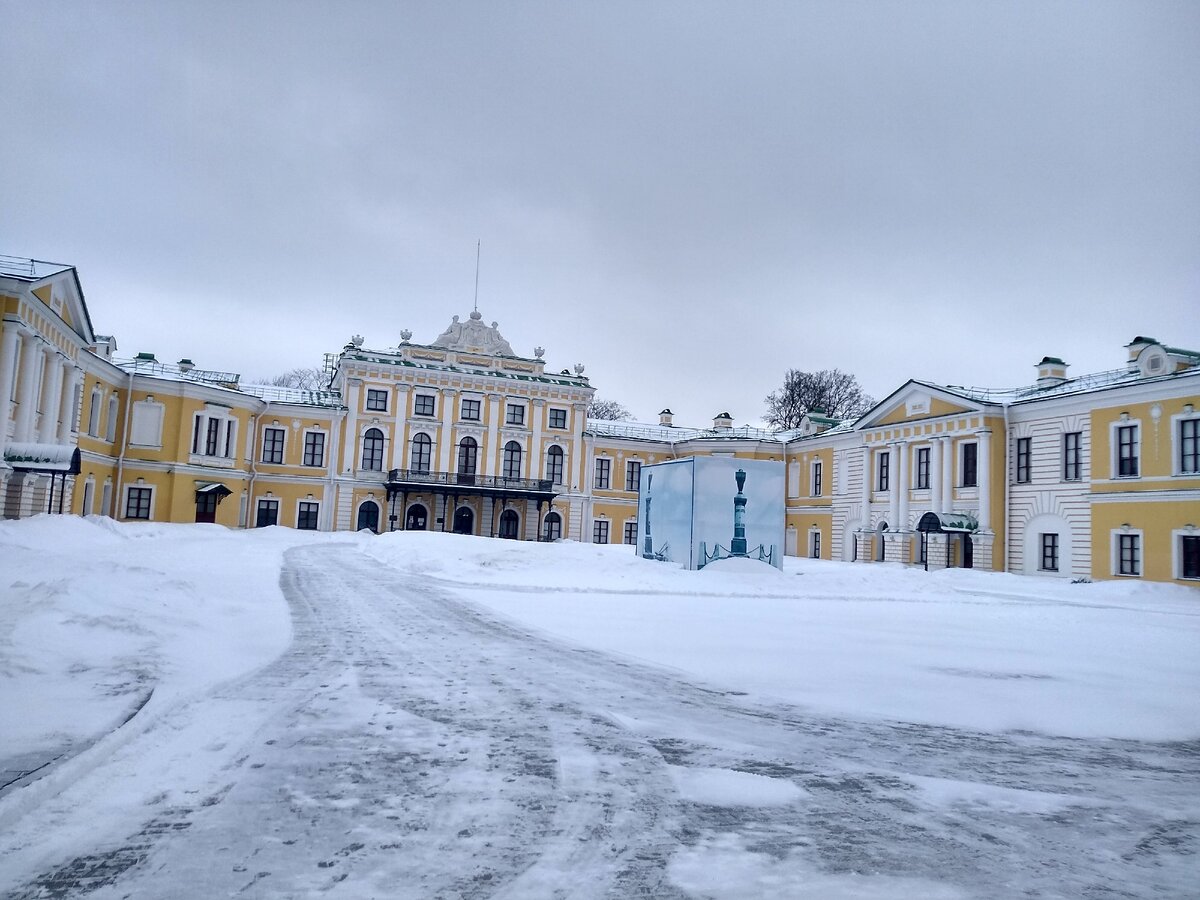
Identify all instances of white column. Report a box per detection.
[0,325,20,452]
[13,335,41,442]
[930,437,944,514]
[437,388,455,472]
[978,429,992,530]
[39,351,65,443]
[897,442,910,530]
[940,437,954,514]
[887,445,899,527]
[343,378,361,473]
[56,366,82,442]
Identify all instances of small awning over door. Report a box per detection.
[916,511,979,534]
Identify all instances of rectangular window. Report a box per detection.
[1118,534,1140,576]
[810,531,821,559]
[506,403,525,425]
[915,447,930,490]
[1040,533,1059,572]
[256,499,279,528]
[205,417,220,456]
[877,451,890,492]
[87,391,101,437]
[125,486,152,520]
[1181,419,1199,474]
[1182,535,1200,579]
[549,408,567,429]
[812,461,823,496]
[626,460,641,493]
[623,521,638,545]
[594,458,611,489]
[461,398,481,421]
[1016,437,1031,484]
[262,427,285,464]
[1064,432,1082,481]
[366,389,387,412]
[593,519,610,544]
[414,394,435,417]
[1117,425,1139,477]
[303,431,325,467]
[962,443,978,487]
[297,501,319,531]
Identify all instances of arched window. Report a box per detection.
[361,428,385,470]
[503,441,522,479]
[457,437,478,484]
[543,511,562,542]
[411,432,432,473]
[545,445,564,484]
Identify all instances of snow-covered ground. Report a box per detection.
[1,518,1197,898]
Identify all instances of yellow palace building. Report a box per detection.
[3,254,1198,585]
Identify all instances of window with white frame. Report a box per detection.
[303,431,326,467]
[366,388,388,412]
[1115,531,1141,576]
[877,451,890,492]
[1180,534,1200,579]
[105,394,118,441]
[503,441,523,479]
[549,407,567,429]
[1179,416,1199,475]
[961,442,978,487]
[410,433,432,473]
[626,460,641,493]
[461,398,481,421]
[1040,533,1059,571]
[915,447,930,490]
[190,408,235,459]
[811,460,823,496]
[262,427,286,464]
[546,445,564,484]
[414,394,435,417]
[361,427,385,470]
[623,521,638,545]
[1115,423,1139,477]
[593,519,609,544]
[87,387,101,437]
[297,501,319,530]
[125,486,152,520]
[81,478,95,516]
[1016,437,1031,484]
[506,403,525,426]
[810,530,821,559]
[1063,431,1082,481]
[594,457,611,489]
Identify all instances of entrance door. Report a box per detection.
[457,438,478,485]
[499,509,520,540]
[542,511,562,542]
[453,506,475,535]
[405,503,428,530]
[195,493,218,523]
[357,500,380,533]
[875,522,888,562]
[963,534,974,569]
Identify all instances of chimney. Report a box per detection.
[658,408,674,427]
[712,411,734,431]
[177,358,195,373]
[1035,356,1069,388]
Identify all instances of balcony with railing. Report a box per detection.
[385,468,556,496]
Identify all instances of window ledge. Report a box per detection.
[188,454,234,468]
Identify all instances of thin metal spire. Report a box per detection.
[473,240,481,314]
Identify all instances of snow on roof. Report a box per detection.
[240,383,344,408]
[587,419,784,443]
[939,363,1200,406]
[0,255,74,281]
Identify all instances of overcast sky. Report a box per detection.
[3,1,1197,426]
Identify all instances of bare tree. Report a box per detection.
[764,369,874,429]
[588,397,633,421]
[259,366,327,391]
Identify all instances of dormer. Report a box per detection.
[1126,337,1170,378]
[712,411,733,431]
[1035,356,1069,388]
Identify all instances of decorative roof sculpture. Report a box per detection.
[431,310,515,356]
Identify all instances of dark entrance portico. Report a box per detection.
[916,510,978,571]
[384,469,558,539]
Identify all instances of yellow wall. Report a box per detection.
[875,396,975,426]
[1091,395,1200,491]
[1091,501,1200,584]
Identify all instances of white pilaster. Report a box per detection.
[530,398,545,480]
[343,378,361,473]
[437,388,455,472]
[860,445,871,512]
[390,385,410,470]
[485,393,501,476]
